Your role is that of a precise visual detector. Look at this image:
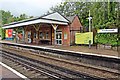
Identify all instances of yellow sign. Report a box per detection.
[75,32,93,44]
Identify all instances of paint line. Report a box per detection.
[0,62,28,79]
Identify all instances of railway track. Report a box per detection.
[3,45,120,74]
[1,50,103,80]
[1,45,119,79]
[1,52,63,79]
[1,42,119,70]
[1,51,83,80]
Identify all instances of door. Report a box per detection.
[56,32,62,45]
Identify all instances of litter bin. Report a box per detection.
[89,40,91,49]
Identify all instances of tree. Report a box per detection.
[50,1,120,29]
[19,14,28,21]
[50,1,120,46]
[0,10,14,24]
[0,10,31,39]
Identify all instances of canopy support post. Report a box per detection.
[51,24,58,45]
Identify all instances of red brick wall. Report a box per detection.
[24,16,82,46]
[70,16,83,45]
[70,16,82,30]
[49,15,80,46]
[62,25,70,46]
[52,25,70,46]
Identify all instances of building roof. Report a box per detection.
[42,12,69,23]
[66,15,76,23]
[2,12,70,29]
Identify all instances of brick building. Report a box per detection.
[2,12,82,46]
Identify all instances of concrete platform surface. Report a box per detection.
[0,62,27,80]
[0,40,119,59]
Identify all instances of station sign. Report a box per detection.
[97,29,118,33]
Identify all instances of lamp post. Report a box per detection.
[88,10,92,49]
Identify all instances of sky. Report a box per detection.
[0,0,63,17]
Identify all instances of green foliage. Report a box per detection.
[0,27,5,39]
[50,1,120,46]
[0,10,30,25]
[0,10,14,24]
[50,2,120,29]
[0,10,31,40]
[95,33,119,46]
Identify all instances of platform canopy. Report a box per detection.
[2,12,70,29]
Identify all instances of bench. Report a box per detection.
[39,39,50,45]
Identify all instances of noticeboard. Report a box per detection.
[75,32,93,44]
[6,29,13,38]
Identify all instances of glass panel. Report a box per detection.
[59,34,62,39]
[46,32,49,39]
[56,40,59,44]
[34,33,36,38]
[58,34,60,39]
[59,40,62,44]
[28,32,31,38]
[39,32,42,39]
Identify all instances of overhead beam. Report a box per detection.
[2,19,68,29]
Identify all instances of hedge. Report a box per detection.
[95,33,119,46]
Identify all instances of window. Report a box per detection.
[46,32,49,39]
[39,32,43,39]
[34,33,37,38]
[28,32,31,38]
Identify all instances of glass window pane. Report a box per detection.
[56,40,58,44]
[46,32,49,39]
[34,33,36,38]
[59,40,62,44]
[59,34,61,39]
[40,32,42,39]
[56,34,58,39]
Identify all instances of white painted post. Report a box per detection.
[88,10,92,49]
[51,24,58,45]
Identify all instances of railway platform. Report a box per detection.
[0,40,119,79]
[0,40,119,59]
[0,62,27,80]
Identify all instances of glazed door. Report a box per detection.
[56,32,62,45]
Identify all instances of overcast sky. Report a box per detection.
[0,0,63,17]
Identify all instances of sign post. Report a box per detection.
[87,10,92,49]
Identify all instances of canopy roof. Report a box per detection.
[2,12,70,29]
